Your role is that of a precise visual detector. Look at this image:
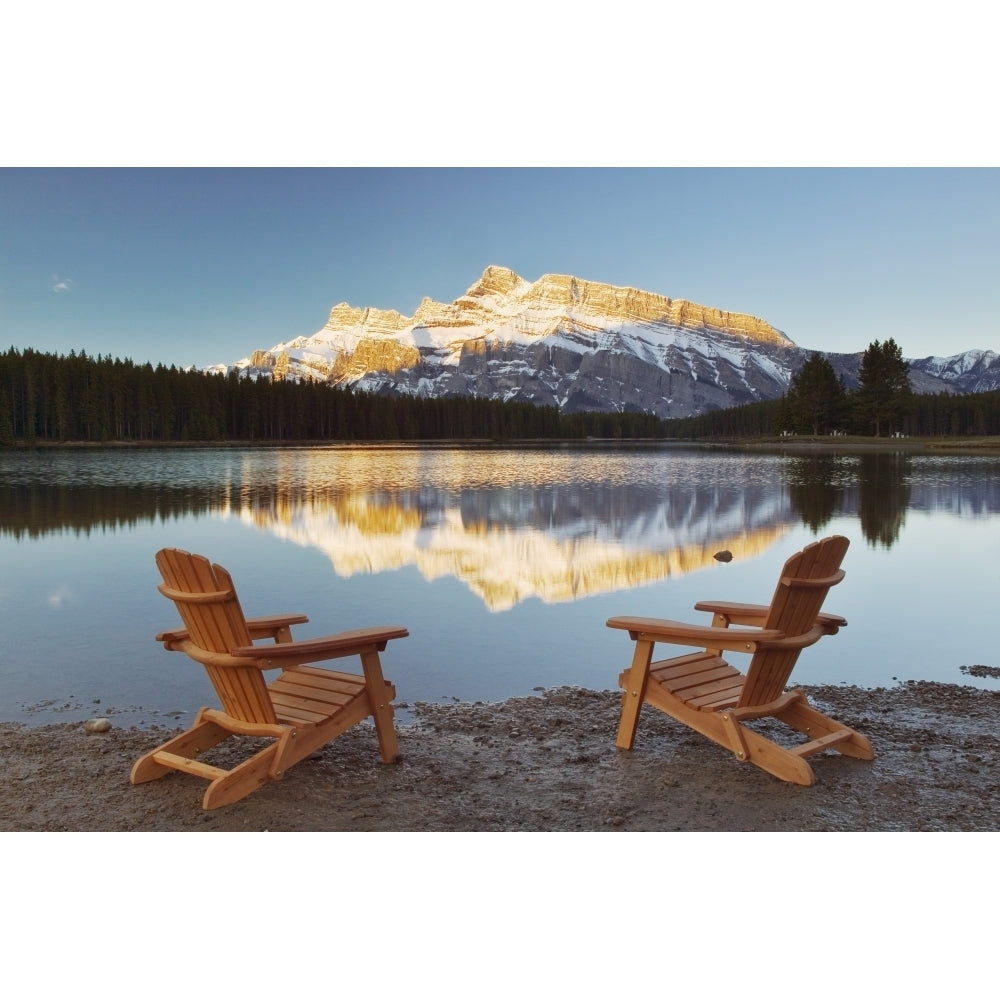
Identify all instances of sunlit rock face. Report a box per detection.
[224,266,987,418]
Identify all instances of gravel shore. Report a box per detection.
[4,680,998,832]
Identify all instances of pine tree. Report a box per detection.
[854,338,913,436]
[781,352,847,435]
[0,380,14,446]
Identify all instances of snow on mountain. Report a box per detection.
[908,349,1000,392]
[214,266,997,419]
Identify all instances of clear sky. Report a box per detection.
[2,167,998,369]
[3,6,998,370]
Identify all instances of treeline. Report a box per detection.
[664,399,784,439]
[7,345,1000,447]
[0,347,664,444]
[667,341,1000,440]
[663,390,1000,439]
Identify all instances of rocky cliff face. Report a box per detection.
[226,266,991,418]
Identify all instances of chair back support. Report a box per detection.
[738,535,849,707]
[155,548,277,724]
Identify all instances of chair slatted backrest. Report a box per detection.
[155,548,278,724]
[738,535,849,708]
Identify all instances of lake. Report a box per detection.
[2,443,999,728]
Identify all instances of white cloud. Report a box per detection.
[47,585,74,607]
[52,275,73,293]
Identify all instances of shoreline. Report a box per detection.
[7,435,1000,454]
[4,680,998,832]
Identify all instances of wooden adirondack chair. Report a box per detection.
[608,535,873,785]
[131,547,409,809]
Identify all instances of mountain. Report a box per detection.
[907,349,1000,393]
[215,266,999,419]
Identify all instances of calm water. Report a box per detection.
[2,443,999,727]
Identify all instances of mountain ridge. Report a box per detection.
[216,266,999,419]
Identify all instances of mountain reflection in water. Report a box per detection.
[5,444,1000,724]
[243,486,791,611]
[3,445,1000,611]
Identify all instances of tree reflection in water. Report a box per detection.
[786,454,843,534]
[785,450,912,548]
[857,452,911,548]
[3,444,1000,722]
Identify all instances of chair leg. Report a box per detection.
[718,714,817,785]
[360,649,400,763]
[776,693,875,760]
[616,639,654,750]
[130,714,230,784]
[202,743,282,810]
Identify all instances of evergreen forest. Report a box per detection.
[0,348,662,445]
[3,345,1000,446]
[663,391,1000,439]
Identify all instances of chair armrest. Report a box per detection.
[692,601,846,630]
[606,615,783,654]
[246,613,310,642]
[231,625,410,665]
[156,626,190,644]
[815,611,847,629]
[155,637,263,668]
[693,601,770,626]
[156,612,310,647]
[757,623,839,650]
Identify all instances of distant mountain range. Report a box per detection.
[211,265,1000,419]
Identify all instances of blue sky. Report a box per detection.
[3,6,997,370]
[2,167,997,368]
